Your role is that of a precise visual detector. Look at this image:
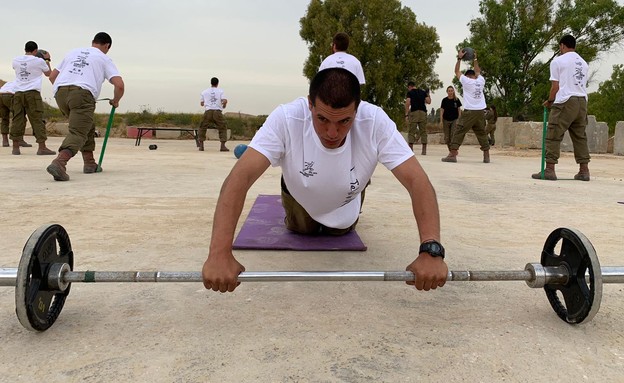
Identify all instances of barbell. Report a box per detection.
[0,224,622,332]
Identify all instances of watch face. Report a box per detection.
[420,241,444,258]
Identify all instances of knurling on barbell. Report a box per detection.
[0,224,622,332]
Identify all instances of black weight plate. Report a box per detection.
[541,228,602,324]
[15,224,73,331]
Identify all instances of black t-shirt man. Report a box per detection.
[406,88,429,112]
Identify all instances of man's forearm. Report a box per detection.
[548,83,559,102]
[209,176,248,257]
[474,60,481,77]
[454,58,461,79]
[392,159,441,243]
[113,86,124,104]
[411,179,441,243]
[49,69,59,84]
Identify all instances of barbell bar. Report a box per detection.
[0,224,621,332]
[3,267,624,285]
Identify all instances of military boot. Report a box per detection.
[531,163,557,181]
[441,149,458,163]
[82,151,100,173]
[46,149,74,181]
[12,140,20,155]
[574,163,590,181]
[37,142,56,155]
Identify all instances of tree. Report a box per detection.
[588,65,624,136]
[458,0,624,121]
[299,0,442,124]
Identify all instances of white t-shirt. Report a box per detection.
[53,47,121,99]
[319,52,366,85]
[201,87,226,111]
[459,75,487,110]
[250,97,412,228]
[12,55,49,92]
[550,51,588,103]
[0,81,16,94]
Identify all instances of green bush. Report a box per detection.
[38,97,267,140]
[96,110,266,140]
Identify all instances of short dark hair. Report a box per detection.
[407,81,415,87]
[93,32,113,48]
[559,34,576,49]
[25,41,38,53]
[211,77,219,86]
[333,32,350,52]
[309,68,360,109]
[465,69,476,77]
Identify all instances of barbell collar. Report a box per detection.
[524,263,570,288]
[47,263,71,291]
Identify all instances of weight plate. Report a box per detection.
[15,224,73,332]
[541,228,602,324]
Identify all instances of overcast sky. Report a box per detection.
[1,0,622,116]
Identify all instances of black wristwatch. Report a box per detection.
[419,240,445,259]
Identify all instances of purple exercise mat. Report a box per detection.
[232,194,367,251]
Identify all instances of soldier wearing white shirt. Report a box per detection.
[198,77,229,152]
[442,49,491,163]
[46,32,125,182]
[202,68,448,294]
[10,41,54,155]
[532,34,590,181]
[319,32,366,85]
[1,81,16,147]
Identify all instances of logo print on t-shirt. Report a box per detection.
[340,166,360,206]
[300,161,317,178]
[209,91,219,107]
[574,61,586,87]
[472,83,482,99]
[69,51,90,76]
[18,63,31,80]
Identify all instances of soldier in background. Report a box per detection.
[10,41,54,155]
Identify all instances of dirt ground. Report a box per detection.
[1,137,623,382]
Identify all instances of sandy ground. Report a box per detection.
[1,136,623,382]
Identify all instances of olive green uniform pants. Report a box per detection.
[545,96,590,165]
[280,176,368,236]
[486,122,496,144]
[0,93,13,135]
[449,109,490,151]
[54,86,97,155]
[198,110,228,142]
[442,119,457,147]
[407,110,428,144]
[10,90,47,142]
